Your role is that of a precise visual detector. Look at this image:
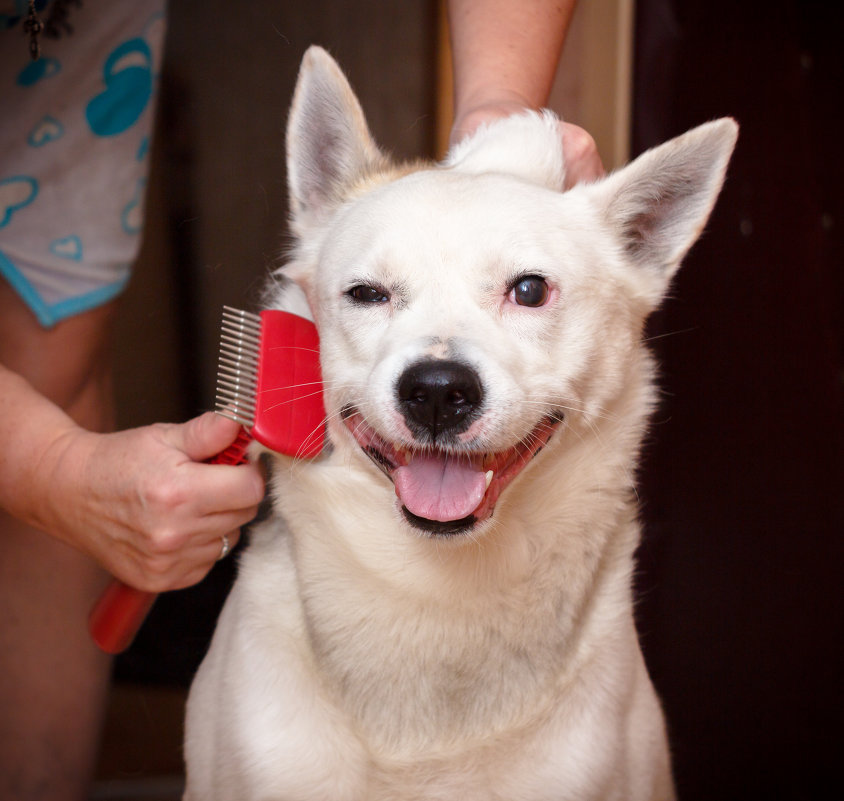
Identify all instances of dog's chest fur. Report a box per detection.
[271,451,637,750]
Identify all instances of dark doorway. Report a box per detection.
[633,2,844,798]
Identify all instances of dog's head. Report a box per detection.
[272,46,737,537]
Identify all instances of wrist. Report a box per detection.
[23,422,95,540]
[450,95,540,146]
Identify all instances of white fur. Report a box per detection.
[184,46,737,800]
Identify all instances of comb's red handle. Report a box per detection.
[88,429,252,654]
[87,582,157,655]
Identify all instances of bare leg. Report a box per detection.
[0,281,117,801]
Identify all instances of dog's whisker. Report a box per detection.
[265,345,321,355]
[641,326,698,344]
[259,388,329,415]
[260,380,325,394]
[520,397,618,425]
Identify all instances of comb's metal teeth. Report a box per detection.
[217,369,258,390]
[221,324,261,342]
[216,379,258,400]
[219,340,257,355]
[215,405,255,428]
[218,366,259,386]
[215,374,256,391]
[219,364,259,384]
[219,337,260,353]
[219,346,260,365]
[215,396,254,410]
[222,306,261,321]
[221,308,261,332]
[214,306,263,429]
[222,317,261,340]
[223,305,261,325]
[214,393,255,413]
[222,309,260,324]
[217,376,255,396]
[215,402,256,422]
[216,387,255,404]
[217,355,260,376]
[218,348,259,367]
[215,391,256,408]
[215,404,256,423]
[221,315,261,334]
[217,352,258,368]
[220,335,260,354]
[218,341,260,359]
[220,331,261,356]
[215,390,255,409]
[214,390,256,415]
[215,370,259,393]
[221,313,260,328]
[216,385,257,404]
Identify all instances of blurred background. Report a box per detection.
[97,0,842,799]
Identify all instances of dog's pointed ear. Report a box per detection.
[591,118,738,288]
[286,46,384,231]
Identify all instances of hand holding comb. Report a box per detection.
[88,307,326,654]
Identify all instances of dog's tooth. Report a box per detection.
[485,470,494,489]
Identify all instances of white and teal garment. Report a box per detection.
[0,0,166,326]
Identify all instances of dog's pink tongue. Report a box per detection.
[394,453,486,522]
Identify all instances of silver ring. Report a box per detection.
[217,534,231,561]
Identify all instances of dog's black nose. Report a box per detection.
[397,359,483,440]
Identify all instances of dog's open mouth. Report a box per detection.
[341,409,563,535]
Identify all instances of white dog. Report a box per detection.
[184,46,737,800]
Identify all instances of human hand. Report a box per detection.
[35,413,265,592]
[450,102,605,189]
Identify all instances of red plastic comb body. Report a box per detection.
[248,309,326,458]
[88,308,325,654]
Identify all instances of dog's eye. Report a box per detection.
[509,275,550,308]
[347,284,390,304]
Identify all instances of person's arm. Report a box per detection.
[0,363,264,592]
[447,0,604,187]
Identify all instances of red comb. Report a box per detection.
[218,308,325,457]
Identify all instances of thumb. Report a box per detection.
[171,412,244,462]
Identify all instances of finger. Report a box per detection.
[559,122,605,188]
[186,460,265,518]
[168,529,243,591]
[199,507,254,549]
[194,526,242,563]
[167,412,244,463]
[145,525,244,591]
